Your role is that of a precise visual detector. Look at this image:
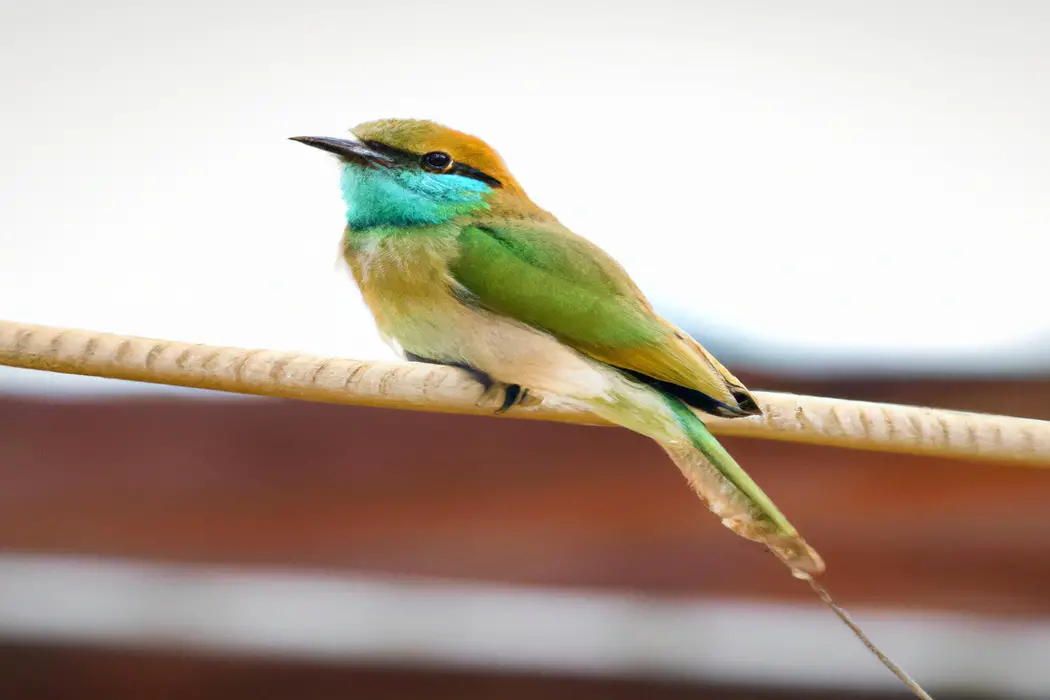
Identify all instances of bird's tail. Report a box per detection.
[651,396,935,698]
[659,396,824,575]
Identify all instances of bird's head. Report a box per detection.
[292,119,534,230]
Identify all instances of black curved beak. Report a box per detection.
[289,136,395,167]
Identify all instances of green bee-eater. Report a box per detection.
[290,119,939,698]
[292,119,823,577]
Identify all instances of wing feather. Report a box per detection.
[451,222,758,416]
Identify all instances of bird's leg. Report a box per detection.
[403,352,529,414]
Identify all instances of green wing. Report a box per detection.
[450,221,754,414]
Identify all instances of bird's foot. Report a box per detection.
[467,370,530,414]
[404,352,532,414]
[490,382,530,414]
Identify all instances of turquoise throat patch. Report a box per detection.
[341,165,493,229]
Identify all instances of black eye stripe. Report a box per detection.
[360,140,413,164]
[447,162,502,188]
[361,139,503,188]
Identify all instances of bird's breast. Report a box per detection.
[343,230,458,299]
[342,230,468,356]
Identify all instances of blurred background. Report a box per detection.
[1,0,1049,698]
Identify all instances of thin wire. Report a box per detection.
[801,573,935,700]
[1,319,1048,466]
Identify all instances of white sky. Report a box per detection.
[2,0,1049,394]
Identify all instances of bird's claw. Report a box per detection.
[483,381,530,414]
[498,383,528,413]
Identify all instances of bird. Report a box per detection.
[291,119,824,576]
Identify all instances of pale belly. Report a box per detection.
[385,292,616,400]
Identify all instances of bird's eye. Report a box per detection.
[421,151,453,172]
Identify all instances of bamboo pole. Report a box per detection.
[2,319,1048,466]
